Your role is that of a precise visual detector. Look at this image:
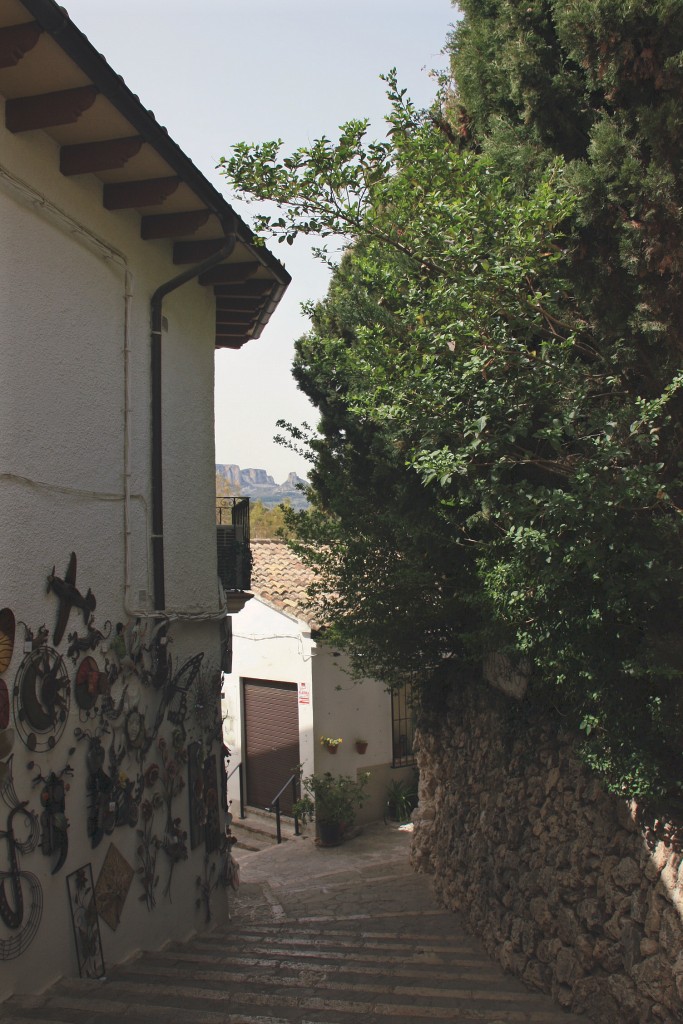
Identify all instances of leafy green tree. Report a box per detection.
[221,31,683,803]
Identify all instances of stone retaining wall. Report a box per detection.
[410,685,683,1022]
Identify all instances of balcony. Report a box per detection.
[217,497,252,610]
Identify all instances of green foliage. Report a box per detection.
[293,770,370,826]
[385,775,419,823]
[221,22,683,805]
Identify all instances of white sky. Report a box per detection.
[62,1,456,481]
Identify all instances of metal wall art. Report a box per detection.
[13,628,70,752]
[0,679,10,730]
[136,793,162,912]
[187,741,206,851]
[203,754,221,855]
[66,863,105,979]
[0,756,43,960]
[67,620,111,665]
[0,608,15,676]
[156,652,204,741]
[0,727,13,788]
[30,761,73,875]
[190,666,223,744]
[74,656,110,717]
[0,609,14,786]
[156,735,188,901]
[94,842,134,931]
[47,553,96,647]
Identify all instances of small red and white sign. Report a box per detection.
[298,680,310,705]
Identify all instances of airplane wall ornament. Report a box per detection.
[47,553,96,647]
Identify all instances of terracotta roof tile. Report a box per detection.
[250,539,319,628]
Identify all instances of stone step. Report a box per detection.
[230,806,303,851]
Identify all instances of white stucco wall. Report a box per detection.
[0,106,227,999]
[222,597,316,813]
[223,600,415,827]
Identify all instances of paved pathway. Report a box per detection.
[5,823,592,1024]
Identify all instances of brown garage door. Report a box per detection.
[243,679,300,813]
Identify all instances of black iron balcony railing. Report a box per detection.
[216,496,252,592]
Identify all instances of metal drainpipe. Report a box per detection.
[151,218,236,613]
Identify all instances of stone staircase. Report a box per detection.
[3,903,587,1024]
[230,805,303,852]
[2,823,592,1024]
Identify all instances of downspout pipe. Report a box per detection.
[151,218,236,613]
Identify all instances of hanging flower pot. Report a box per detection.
[326,743,338,754]
[320,735,342,754]
[355,740,368,755]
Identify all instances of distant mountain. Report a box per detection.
[216,464,309,510]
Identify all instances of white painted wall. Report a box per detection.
[223,599,415,828]
[222,597,316,812]
[0,103,228,999]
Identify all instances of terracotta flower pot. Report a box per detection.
[326,743,338,754]
[355,741,368,754]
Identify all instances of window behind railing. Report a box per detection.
[391,684,416,767]
[216,496,251,591]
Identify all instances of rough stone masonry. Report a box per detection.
[411,684,683,1023]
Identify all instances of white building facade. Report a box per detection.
[0,0,288,999]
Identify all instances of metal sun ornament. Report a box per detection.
[13,625,70,752]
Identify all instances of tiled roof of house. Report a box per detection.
[250,539,319,628]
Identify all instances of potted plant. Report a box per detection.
[354,739,368,754]
[385,774,418,823]
[320,735,342,754]
[293,770,370,846]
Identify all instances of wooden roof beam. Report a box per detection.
[198,261,260,286]
[215,335,249,350]
[173,239,226,264]
[213,280,275,298]
[0,21,43,68]
[6,85,98,133]
[216,310,257,325]
[140,209,210,239]
[215,297,265,313]
[60,136,143,176]
[103,176,179,210]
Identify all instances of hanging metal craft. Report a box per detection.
[13,628,70,752]
[203,753,221,855]
[190,666,223,744]
[94,842,134,932]
[29,760,74,874]
[66,863,105,979]
[187,741,206,851]
[165,652,205,730]
[156,735,188,901]
[47,552,96,647]
[0,608,15,675]
[0,679,9,731]
[0,610,16,786]
[74,656,110,716]
[0,727,13,789]
[0,756,43,961]
[195,853,219,924]
[136,792,162,912]
[66,620,111,665]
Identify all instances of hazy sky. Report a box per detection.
[62,1,456,480]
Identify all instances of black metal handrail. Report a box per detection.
[265,773,301,844]
[226,762,246,820]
